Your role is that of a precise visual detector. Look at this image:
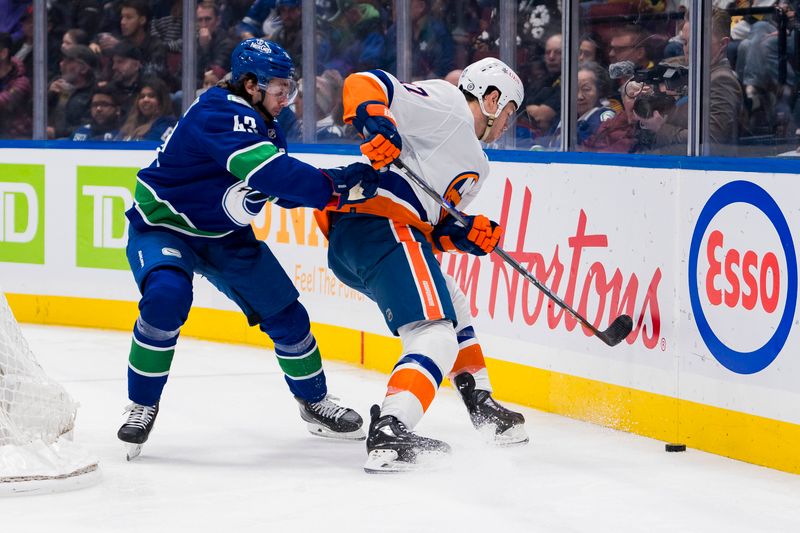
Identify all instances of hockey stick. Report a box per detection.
[393,159,633,347]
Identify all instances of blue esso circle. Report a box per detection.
[688,180,797,374]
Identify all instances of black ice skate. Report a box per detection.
[295,395,365,440]
[454,372,529,446]
[117,402,159,461]
[364,405,451,473]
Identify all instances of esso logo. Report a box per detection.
[688,181,797,375]
[705,229,781,313]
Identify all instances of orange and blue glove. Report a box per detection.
[352,100,402,170]
[432,213,502,256]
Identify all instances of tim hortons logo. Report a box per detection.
[441,179,662,349]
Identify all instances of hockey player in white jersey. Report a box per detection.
[315,58,529,473]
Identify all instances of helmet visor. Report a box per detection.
[264,78,298,105]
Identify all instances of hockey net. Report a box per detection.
[0,292,99,495]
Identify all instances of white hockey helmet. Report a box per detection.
[458,57,524,118]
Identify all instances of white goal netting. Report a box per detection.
[0,292,99,495]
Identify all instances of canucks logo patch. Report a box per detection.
[599,110,616,122]
[161,247,182,258]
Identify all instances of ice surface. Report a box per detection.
[3,325,800,533]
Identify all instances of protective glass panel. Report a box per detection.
[515,0,563,150]
[727,2,799,157]
[577,2,687,155]
[2,5,33,140]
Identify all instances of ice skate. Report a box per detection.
[117,402,159,461]
[296,395,365,440]
[364,405,451,474]
[454,372,529,446]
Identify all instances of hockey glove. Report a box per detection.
[432,213,502,256]
[321,162,381,208]
[352,101,402,170]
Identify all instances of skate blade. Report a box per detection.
[479,423,530,447]
[306,422,366,441]
[125,443,143,461]
[363,449,450,474]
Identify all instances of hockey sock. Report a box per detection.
[260,300,327,403]
[448,325,492,392]
[128,268,192,406]
[383,320,457,428]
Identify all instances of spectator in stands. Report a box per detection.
[92,0,167,80]
[322,0,386,75]
[62,29,91,55]
[292,68,352,142]
[385,0,455,79]
[266,0,334,75]
[706,9,744,152]
[49,0,103,38]
[235,0,277,39]
[196,68,220,98]
[10,5,40,80]
[268,0,303,61]
[150,0,183,85]
[608,24,654,70]
[71,84,122,141]
[663,18,689,60]
[579,34,600,64]
[218,0,262,30]
[150,0,183,55]
[196,1,236,88]
[524,32,562,140]
[107,41,144,117]
[116,77,176,141]
[47,44,98,139]
[576,62,616,145]
[533,61,616,150]
[736,0,796,137]
[582,80,642,153]
[0,31,32,139]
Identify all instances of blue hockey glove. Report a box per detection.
[352,101,402,170]
[432,213,503,256]
[321,162,380,208]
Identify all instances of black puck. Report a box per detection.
[665,443,686,452]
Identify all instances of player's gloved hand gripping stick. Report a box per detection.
[393,159,634,347]
[432,213,502,256]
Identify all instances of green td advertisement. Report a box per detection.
[0,164,45,264]
[76,166,138,270]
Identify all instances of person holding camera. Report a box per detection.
[631,9,741,155]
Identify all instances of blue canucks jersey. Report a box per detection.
[127,86,333,238]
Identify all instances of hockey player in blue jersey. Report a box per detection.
[117,38,380,460]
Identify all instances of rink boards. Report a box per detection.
[1,144,798,475]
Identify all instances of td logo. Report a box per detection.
[76,166,137,270]
[0,164,45,264]
[688,181,797,375]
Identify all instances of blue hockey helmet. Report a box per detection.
[230,38,295,90]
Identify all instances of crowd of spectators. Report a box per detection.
[0,0,798,156]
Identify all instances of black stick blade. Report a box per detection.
[598,314,634,347]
